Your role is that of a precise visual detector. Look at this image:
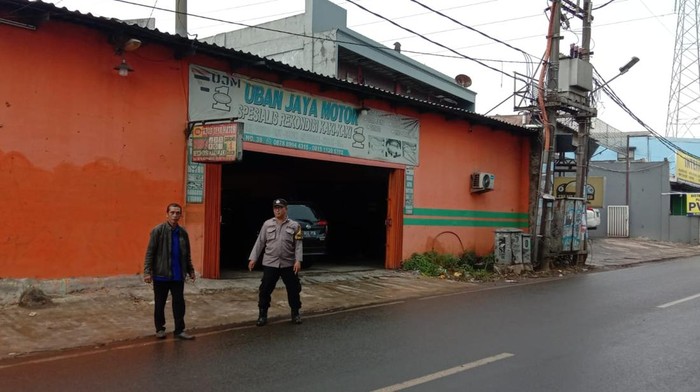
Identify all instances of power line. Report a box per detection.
[147,0,158,22]
[196,2,533,56]
[106,0,522,66]
[484,93,516,115]
[349,0,497,29]
[106,0,545,77]
[638,0,673,34]
[102,0,546,104]
[113,0,533,82]
[407,0,537,59]
[372,13,543,46]
[594,67,700,162]
[343,0,519,81]
[589,162,668,173]
[414,11,674,58]
[592,0,617,10]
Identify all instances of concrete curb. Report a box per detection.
[0,275,145,306]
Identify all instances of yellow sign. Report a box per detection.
[553,176,604,208]
[676,151,700,186]
[687,194,700,216]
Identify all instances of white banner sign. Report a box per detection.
[189,65,419,166]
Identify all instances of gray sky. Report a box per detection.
[44,0,676,137]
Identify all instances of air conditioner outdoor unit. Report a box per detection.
[471,172,495,192]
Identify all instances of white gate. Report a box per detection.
[607,205,629,237]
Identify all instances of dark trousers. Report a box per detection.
[153,280,186,334]
[258,266,302,311]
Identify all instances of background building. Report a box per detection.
[203,0,476,111]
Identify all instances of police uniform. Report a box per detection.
[248,198,304,325]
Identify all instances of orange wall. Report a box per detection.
[0,16,532,278]
[402,113,531,258]
[0,21,193,278]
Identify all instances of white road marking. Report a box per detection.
[371,352,515,392]
[657,293,700,308]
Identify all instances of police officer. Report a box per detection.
[248,198,303,326]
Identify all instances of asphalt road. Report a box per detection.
[3,258,700,391]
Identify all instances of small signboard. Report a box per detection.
[687,193,700,216]
[191,122,243,163]
[677,151,700,186]
[185,138,204,203]
[553,176,604,208]
[405,167,414,215]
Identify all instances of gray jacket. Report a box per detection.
[144,222,194,279]
[249,218,303,268]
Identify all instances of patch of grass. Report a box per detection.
[401,252,444,277]
[401,250,497,282]
[464,267,491,282]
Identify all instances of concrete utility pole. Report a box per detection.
[175,0,187,37]
[574,0,593,265]
[536,0,562,269]
[575,0,592,200]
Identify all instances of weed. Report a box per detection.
[402,250,498,281]
[401,252,444,277]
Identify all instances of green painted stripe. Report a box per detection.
[404,218,528,228]
[410,208,527,219]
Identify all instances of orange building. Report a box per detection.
[0,0,535,279]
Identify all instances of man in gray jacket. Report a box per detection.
[248,198,303,326]
[144,203,196,340]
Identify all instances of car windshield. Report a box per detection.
[288,204,318,221]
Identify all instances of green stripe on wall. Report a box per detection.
[409,208,528,220]
[404,218,528,228]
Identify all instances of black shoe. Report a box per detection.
[174,332,195,340]
[291,311,302,325]
[256,308,268,327]
[155,329,167,339]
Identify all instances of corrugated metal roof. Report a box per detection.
[1,0,534,135]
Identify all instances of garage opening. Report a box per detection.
[220,151,390,272]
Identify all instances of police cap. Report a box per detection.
[272,198,288,207]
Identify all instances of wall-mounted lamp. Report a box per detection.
[114,38,142,54]
[110,36,141,77]
[114,58,134,77]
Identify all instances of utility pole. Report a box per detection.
[575,0,592,199]
[535,0,561,270]
[175,0,187,37]
[534,0,597,268]
[574,0,593,265]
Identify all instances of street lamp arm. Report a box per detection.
[592,56,640,93]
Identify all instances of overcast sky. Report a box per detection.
[43,0,677,137]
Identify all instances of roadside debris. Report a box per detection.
[18,287,53,309]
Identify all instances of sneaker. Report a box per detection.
[256,317,267,327]
[174,332,195,340]
[155,330,167,339]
